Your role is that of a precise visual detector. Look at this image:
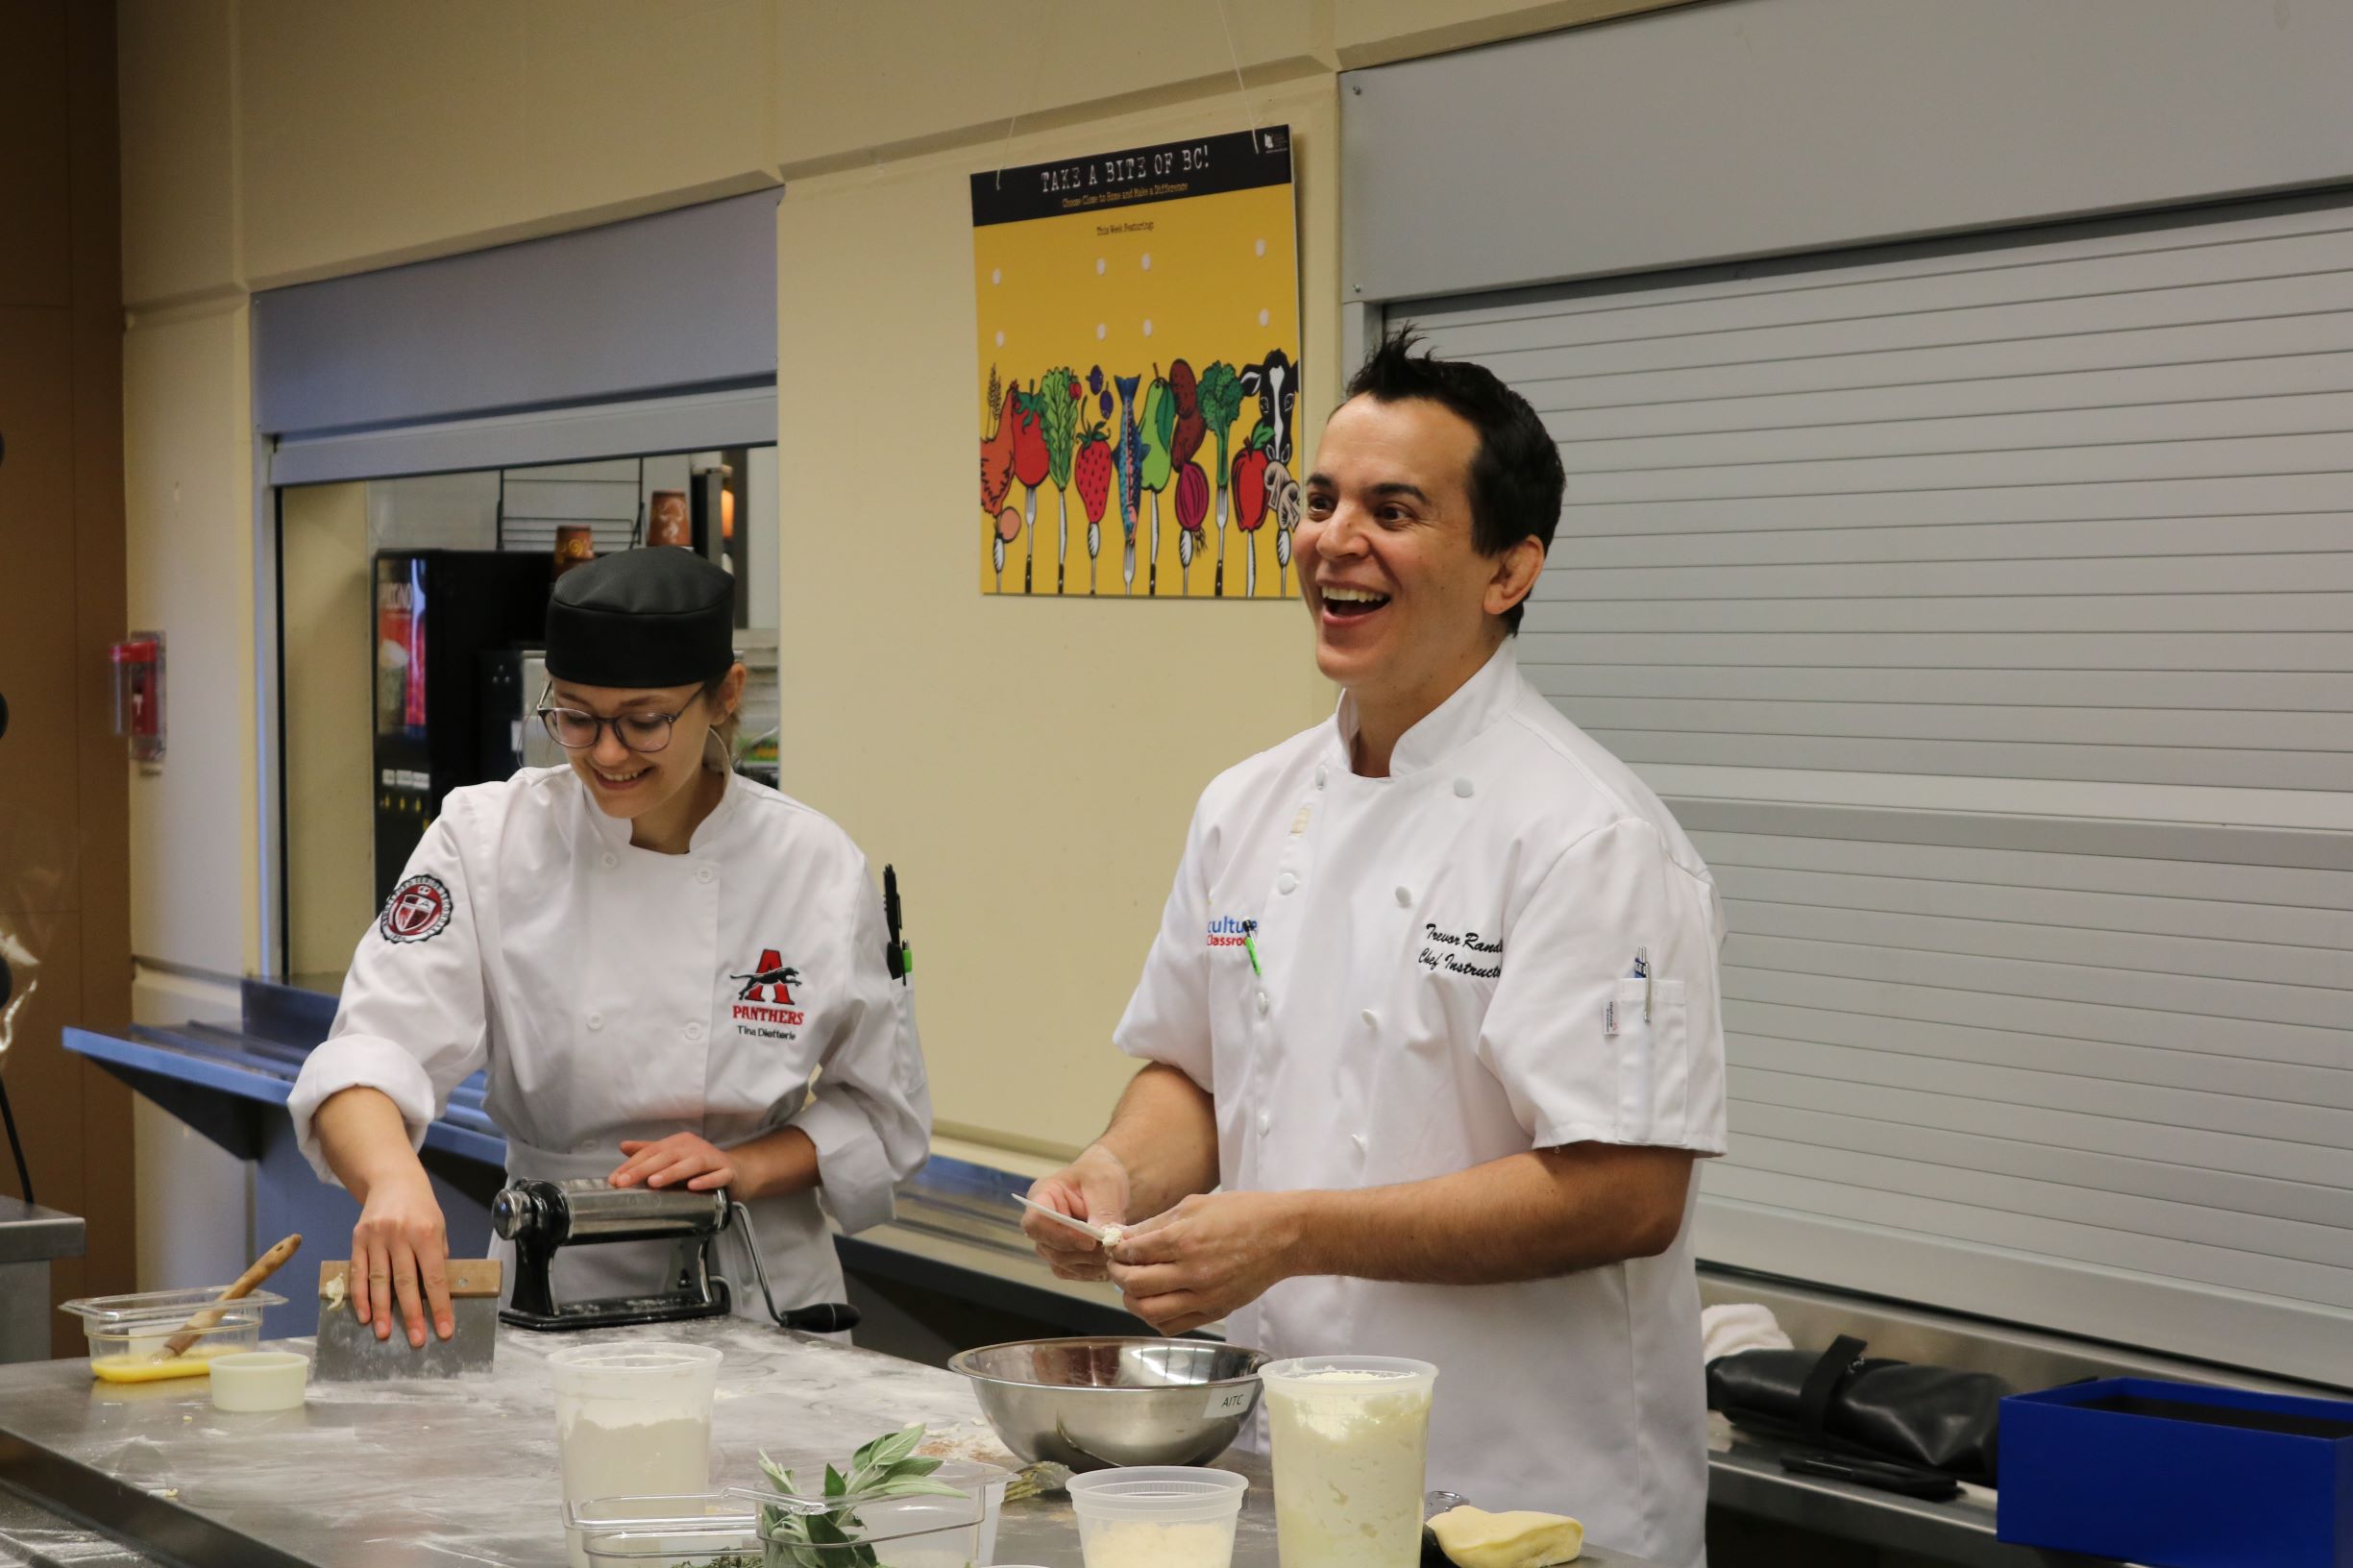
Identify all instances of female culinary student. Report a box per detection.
[288,547,931,1347]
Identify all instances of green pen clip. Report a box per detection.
[1241,919,1262,976]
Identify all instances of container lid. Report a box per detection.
[1067,1465,1250,1523]
[566,1494,755,1531]
[576,1522,765,1561]
[723,1486,985,1539]
[60,1286,289,1325]
[547,1340,723,1373]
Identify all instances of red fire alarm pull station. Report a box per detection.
[110,632,164,765]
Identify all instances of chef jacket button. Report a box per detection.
[1277,871,1298,894]
[1360,1008,1379,1029]
[683,1021,705,1042]
[586,1011,604,1031]
[1314,765,1328,788]
[1257,1112,1272,1136]
[1350,1132,1367,1153]
[600,851,618,869]
[696,866,714,885]
[1454,777,1475,798]
[1255,991,1269,1017]
[1394,886,1411,906]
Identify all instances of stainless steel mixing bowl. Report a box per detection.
[947,1336,1271,1471]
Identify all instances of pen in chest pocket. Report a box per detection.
[1630,945,1652,1021]
[1241,919,1262,976]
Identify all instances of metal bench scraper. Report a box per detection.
[313,1260,501,1381]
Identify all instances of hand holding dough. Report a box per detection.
[1430,1506,1585,1568]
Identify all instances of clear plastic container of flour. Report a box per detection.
[1261,1356,1437,1568]
[1067,1466,1248,1568]
[551,1343,723,1568]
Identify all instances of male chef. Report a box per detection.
[1023,332,1728,1567]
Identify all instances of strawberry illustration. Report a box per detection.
[1010,386,1050,595]
[1074,422,1113,595]
[1232,432,1272,598]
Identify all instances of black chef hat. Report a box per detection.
[544,549,734,688]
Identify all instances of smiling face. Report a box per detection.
[1299,395,1545,736]
[547,671,739,844]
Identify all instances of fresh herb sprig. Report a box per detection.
[756,1425,969,1568]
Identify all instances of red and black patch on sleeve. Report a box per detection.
[380,873,454,943]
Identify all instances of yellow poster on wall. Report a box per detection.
[971,126,1304,599]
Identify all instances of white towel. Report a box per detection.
[1702,1302,1794,1362]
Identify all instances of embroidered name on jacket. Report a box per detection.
[1417,921,1503,978]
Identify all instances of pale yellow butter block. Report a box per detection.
[1430,1505,1585,1568]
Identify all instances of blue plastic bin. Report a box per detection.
[1998,1378,2353,1568]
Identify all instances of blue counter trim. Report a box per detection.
[63,1025,506,1168]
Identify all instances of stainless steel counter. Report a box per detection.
[0,1318,1666,1568]
[0,1201,85,1368]
[0,1482,165,1568]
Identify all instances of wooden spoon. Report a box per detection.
[154,1233,302,1360]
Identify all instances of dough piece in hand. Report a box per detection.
[1097,1223,1127,1250]
[1429,1506,1584,1568]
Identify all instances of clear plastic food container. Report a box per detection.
[1067,1466,1249,1568]
[725,1482,990,1568]
[567,1496,762,1567]
[60,1287,289,1384]
[748,1451,1010,1563]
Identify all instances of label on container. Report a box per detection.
[1205,1384,1255,1418]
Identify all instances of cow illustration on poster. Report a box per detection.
[971,127,1305,599]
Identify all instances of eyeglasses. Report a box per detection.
[535,694,688,754]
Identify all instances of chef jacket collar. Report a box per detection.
[576,766,745,855]
[1331,638,1521,779]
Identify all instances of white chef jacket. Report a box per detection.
[1115,642,1728,1568]
[289,766,932,1329]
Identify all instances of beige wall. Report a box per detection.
[122,299,256,980]
[113,0,1696,1156]
[235,0,782,288]
[776,79,1342,1156]
[279,482,374,979]
[1332,0,1708,65]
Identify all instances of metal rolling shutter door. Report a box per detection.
[1404,193,2353,1385]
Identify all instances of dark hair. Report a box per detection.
[1342,329,1564,634]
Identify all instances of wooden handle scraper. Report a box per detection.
[312,1259,502,1382]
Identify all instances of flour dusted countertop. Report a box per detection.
[0,1318,1670,1568]
[0,1319,1196,1567]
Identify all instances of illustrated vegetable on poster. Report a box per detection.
[1039,366,1079,595]
[1115,373,1144,594]
[971,126,1303,598]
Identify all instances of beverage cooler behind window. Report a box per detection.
[373,550,554,903]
